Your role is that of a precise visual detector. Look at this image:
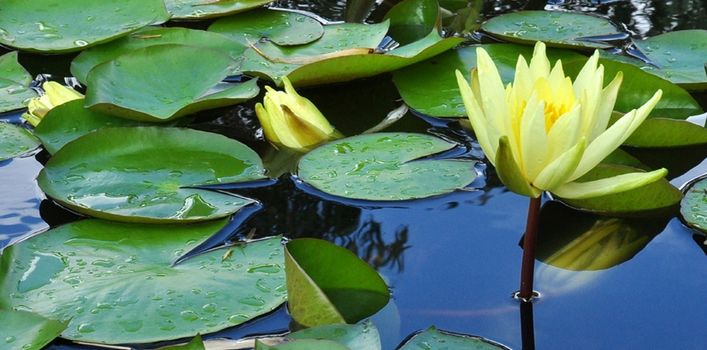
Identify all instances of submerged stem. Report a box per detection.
[519,196,542,301]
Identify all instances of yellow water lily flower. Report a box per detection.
[255,77,341,150]
[456,42,667,199]
[23,81,83,127]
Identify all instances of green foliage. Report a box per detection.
[0,52,37,113]
[165,0,274,20]
[398,327,510,349]
[0,122,40,161]
[0,309,67,350]
[681,175,707,233]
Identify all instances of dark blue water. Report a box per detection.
[2,1,706,349]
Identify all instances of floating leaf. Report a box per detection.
[34,100,148,154]
[681,175,707,234]
[0,219,286,344]
[537,201,667,271]
[393,44,585,117]
[0,309,67,350]
[37,127,265,223]
[85,45,259,122]
[208,9,324,47]
[633,30,707,90]
[298,133,477,201]
[559,164,682,216]
[622,117,707,148]
[384,0,439,45]
[0,122,40,161]
[71,27,248,83]
[285,238,389,327]
[0,0,170,53]
[0,52,37,113]
[563,58,703,119]
[257,321,381,350]
[397,327,509,349]
[159,335,205,350]
[165,0,274,20]
[481,11,620,49]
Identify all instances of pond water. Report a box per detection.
[1,1,706,349]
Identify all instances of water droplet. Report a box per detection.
[77,323,95,333]
[247,264,280,274]
[5,336,16,343]
[202,303,217,313]
[74,39,88,47]
[180,310,199,321]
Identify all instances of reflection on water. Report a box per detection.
[0,155,47,249]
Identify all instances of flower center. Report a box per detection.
[543,101,571,132]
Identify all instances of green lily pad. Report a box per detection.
[297,133,477,201]
[481,10,621,49]
[285,238,389,327]
[0,0,170,53]
[0,219,287,344]
[536,201,667,271]
[397,327,509,349]
[165,0,274,20]
[208,9,324,47]
[256,321,381,350]
[287,31,463,87]
[622,117,707,148]
[71,27,248,84]
[85,44,259,122]
[562,58,703,119]
[680,175,707,233]
[0,122,40,161]
[0,52,37,113]
[34,99,148,154]
[0,309,68,350]
[559,164,682,217]
[633,30,707,90]
[160,335,205,350]
[37,127,265,223]
[384,0,439,45]
[392,44,585,117]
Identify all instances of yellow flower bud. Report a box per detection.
[22,81,83,127]
[255,77,340,150]
[456,42,667,199]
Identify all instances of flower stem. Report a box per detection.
[519,196,542,301]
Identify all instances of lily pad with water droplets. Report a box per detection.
[0,122,40,161]
[37,127,265,223]
[0,52,37,113]
[481,11,621,49]
[680,175,707,234]
[208,9,325,47]
[297,133,477,201]
[0,0,170,53]
[0,309,68,350]
[0,219,287,344]
[632,30,707,91]
[397,327,510,349]
[71,27,248,84]
[285,239,389,327]
[256,321,382,350]
[85,44,259,122]
[165,0,274,20]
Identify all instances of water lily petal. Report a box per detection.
[513,55,532,101]
[529,41,550,81]
[572,50,600,99]
[520,94,548,180]
[589,71,623,140]
[569,90,662,181]
[475,47,509,134]
[553,168,668,199]
[496,136,542,198]
[533,138,586,190]
[456,70,499,164]
[546,104,582,160]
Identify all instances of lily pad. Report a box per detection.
[622,117,707,148]
[536,201,667,271]
[633,30,707,90]
[71,27,248,84]
[384,0,439,45]
[0,52,37,113]
[0,219,287,344]
[285,238,389,327]
[37,127,265,223]
[257,321,382,350]
[559,164,682,217]
[34,99,148,154]
[297,133,477,201]
[680,175,707,233]
[160,335,205,350]
[481,11,621,49]
[165,0,274,20]
[0,122,40,161]
[208,9,324,47]
[0,0,170,53]
[397,327,509,349]
[85,45,259,122]
[0,309,67,350]
[392,44,585,117]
